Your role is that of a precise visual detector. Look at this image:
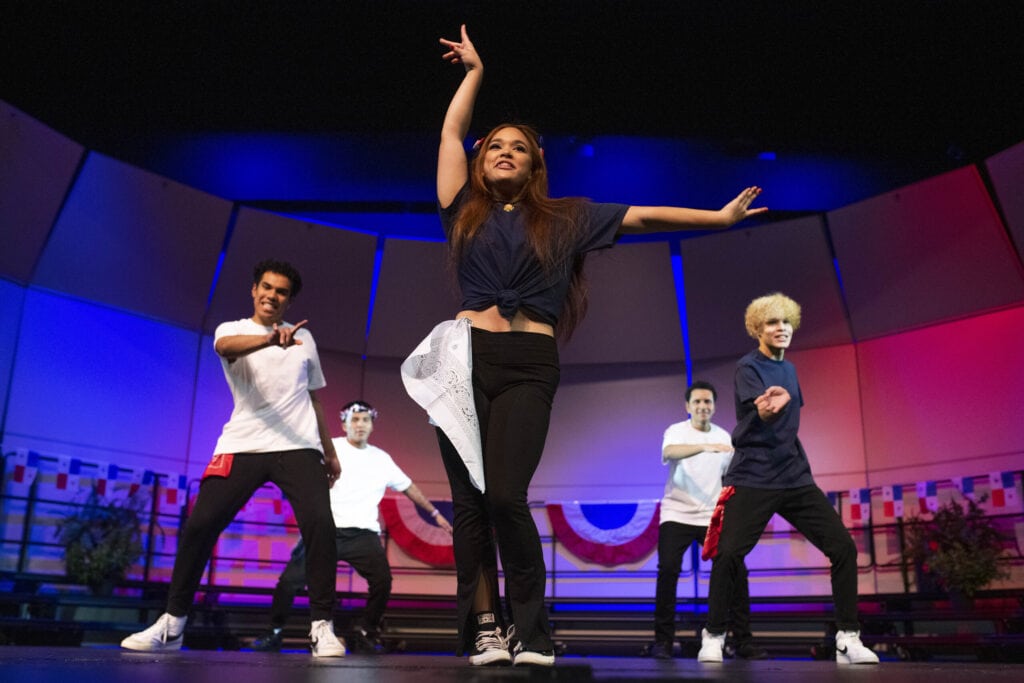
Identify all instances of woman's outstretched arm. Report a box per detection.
[437,24,483,208]
[619,186,767,234]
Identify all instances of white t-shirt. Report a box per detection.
[659,419,734,526]
[329,437,412,533]
[212,318,326,455]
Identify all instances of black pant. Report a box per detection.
[438,328,560,655]
[166,450,337,621]
[654,521,752,644]
[705,484,861,634]
[268,528,392,632]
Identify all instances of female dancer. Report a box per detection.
[432,25,766,667]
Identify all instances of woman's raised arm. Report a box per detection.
[437,24,483,208]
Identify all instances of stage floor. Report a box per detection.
[2,647,1024,683]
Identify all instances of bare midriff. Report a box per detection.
[455,306,554,337]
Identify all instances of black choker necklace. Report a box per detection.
[494,196,520,212]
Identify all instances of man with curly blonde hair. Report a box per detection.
[743,292,802,339]
[697,293,879,666]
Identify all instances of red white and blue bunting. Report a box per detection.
[546,501,660,567]
[379,496,455,568]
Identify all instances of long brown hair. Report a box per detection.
[449,123,591,339]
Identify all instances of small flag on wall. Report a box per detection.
[882,485,904,518]
[951,476,976,501]
[10,450,40,486]
[849,488,871,522]
[827,491,840,514]
[166,474,188,506]
[916,481,938,514]
[989,471,1019,509]
[129,470,153,497]
[95,463,119,497]
[56,456,82,492]
[128,469,143,496]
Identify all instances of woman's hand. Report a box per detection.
[620,187,767,234]
[440,24,482,72]
[719,186,768,226]
[437,23,482,206]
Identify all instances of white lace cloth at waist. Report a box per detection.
[400,318,484,492]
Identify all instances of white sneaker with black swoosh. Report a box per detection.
[309,619,346,657]
[120,613,186,651]
[835,630,879,664]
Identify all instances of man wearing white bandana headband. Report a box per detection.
[252,400,452,654]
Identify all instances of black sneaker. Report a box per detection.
[251,629,283,652]
[504,624,518,657]
[512,641,555,667]
[350,627,385,654]
[469,626,512,666]
[651,641,674,659]
[735,642,768,660]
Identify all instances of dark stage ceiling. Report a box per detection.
[3,1,1023,234]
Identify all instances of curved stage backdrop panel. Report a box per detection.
[1,99,1022,599]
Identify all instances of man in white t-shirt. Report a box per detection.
[121,259,346,657]
[651,381,764,660]
[252,400,452,654]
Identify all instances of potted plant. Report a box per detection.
[903,494,1009,605]
[57,489,146,595]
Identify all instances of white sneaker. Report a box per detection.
[120,613,186,651]
[309,619,346,657]
[469,626,512,666]
[697,628,725,663]
[835,630,879,665]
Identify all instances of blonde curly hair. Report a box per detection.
[744,292,802,339]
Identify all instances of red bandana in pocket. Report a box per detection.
[202,453,234,480]
[702,485,736,561]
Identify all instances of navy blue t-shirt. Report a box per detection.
[440,184,628,326]
[724,349,815,489]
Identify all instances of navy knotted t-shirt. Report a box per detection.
[725,349,815,489]
[440,184,628,327]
